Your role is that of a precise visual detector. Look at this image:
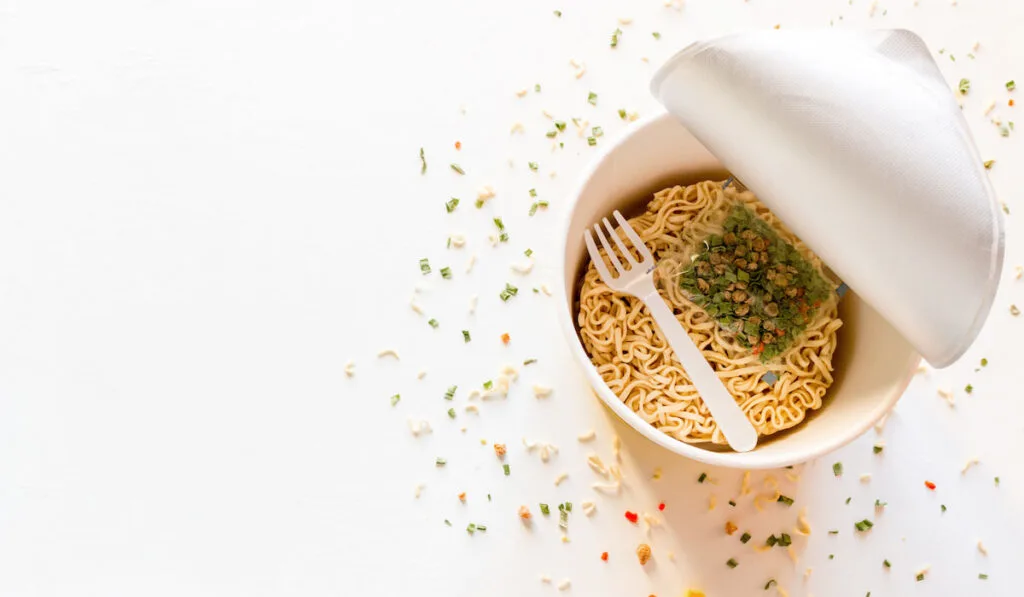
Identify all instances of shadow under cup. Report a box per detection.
[557,112,921,469]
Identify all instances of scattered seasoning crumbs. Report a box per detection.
[436,457,447,466]
[698,472,708,483]
[777,495,794,506]
[726,558,738,569]
[916,572,925,582]
[829,554,835,560]
[637,544,652,565]
[529,200,549,216]
[610,28,622,48]
[959,78,971,94]
[466,523,476,534]
[419,148,427,174]
[1008,80,1017,91]
[875,499,887,507]
[440,267,452,279]
[555,121,567,132]
[592,126,604,138]
[420,258,431,275]
[445,198,459,213]
[499,283,519,301]
[450,163,465,175]
[725,521,738,535]
[503,464,511,476]
[740,532,752,544]
[390,394,400,406]
[444,385,457,400]
[428,318,439,329]
[925,480,936,490]
[524,248,533,258]
[855,519,874,532]
[493,218,509,242]
[833,462,843,477]
[588,92,598,106]
[941,504,947,512]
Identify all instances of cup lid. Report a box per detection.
[650,29,1004,367]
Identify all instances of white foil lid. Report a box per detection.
[650,29,1004,368]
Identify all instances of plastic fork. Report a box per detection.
[584,210,758,452]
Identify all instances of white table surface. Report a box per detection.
[2,1,1022,595]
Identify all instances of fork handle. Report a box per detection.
[641,290,758,452]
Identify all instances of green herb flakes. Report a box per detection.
[493,217,509,242]
[503,463,511,476]
[833,462,844,477]
[427,318,439,329]
[462,330,471,343]
[764,579,776,590]
[553,9,561,17]
[445,198,460,214]
[845,497,852,505]
[740,532,751,544]
[829,554,835,560]
[528,188,537,198]
[588,91,598,106]
[587,136,596,146]
[618,108,627,120]
[499,282,519,301]
[941,504,947,512]
[875,499,887,507]
[545,130,557,138]
[592,126,603,138]
[483,380,493,390]
[554,121,566,132]
[854,519,874,532]
[777,495,794,506]
[698,472,707,483]
[610,28,622,48]
[965,383,973,394]
[419,147,427,174]
[447,408,455,419]
[958,78,971,94]
[726,558,738,569]
[534,84,541,92]
[476,524,487,531]
[981,357,988,366]
[828,529,839,535]
[524,248,533,257]
[652,32,661,40]
[528,161,538,171]
[979,573,989,580]
[390,394,400,406]
[444,519,451,526]
[984,160,995,170]
[916,573,925,582]
[540,503,550,515]
[466,523,476,534]
[1008,80,1017,91]
[436,457,447,466]
[450,163,465,175]
[523,358,538,366]
[419,258,431,275]
[679,203,834,361]
[873,444,884,454]
[884,559,891,568]
[440,267,452,279]
[995,476,1000,486]
[444,385,457,400]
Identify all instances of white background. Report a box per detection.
[1,1,1022,595]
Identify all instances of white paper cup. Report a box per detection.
[556,111,921,469]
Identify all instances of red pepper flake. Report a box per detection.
[925,480,936,490]
[658,502,666,511]
[455,141,462,150]
[501,333,510,345]
[600,551,609,561]
[625,510,639,524]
